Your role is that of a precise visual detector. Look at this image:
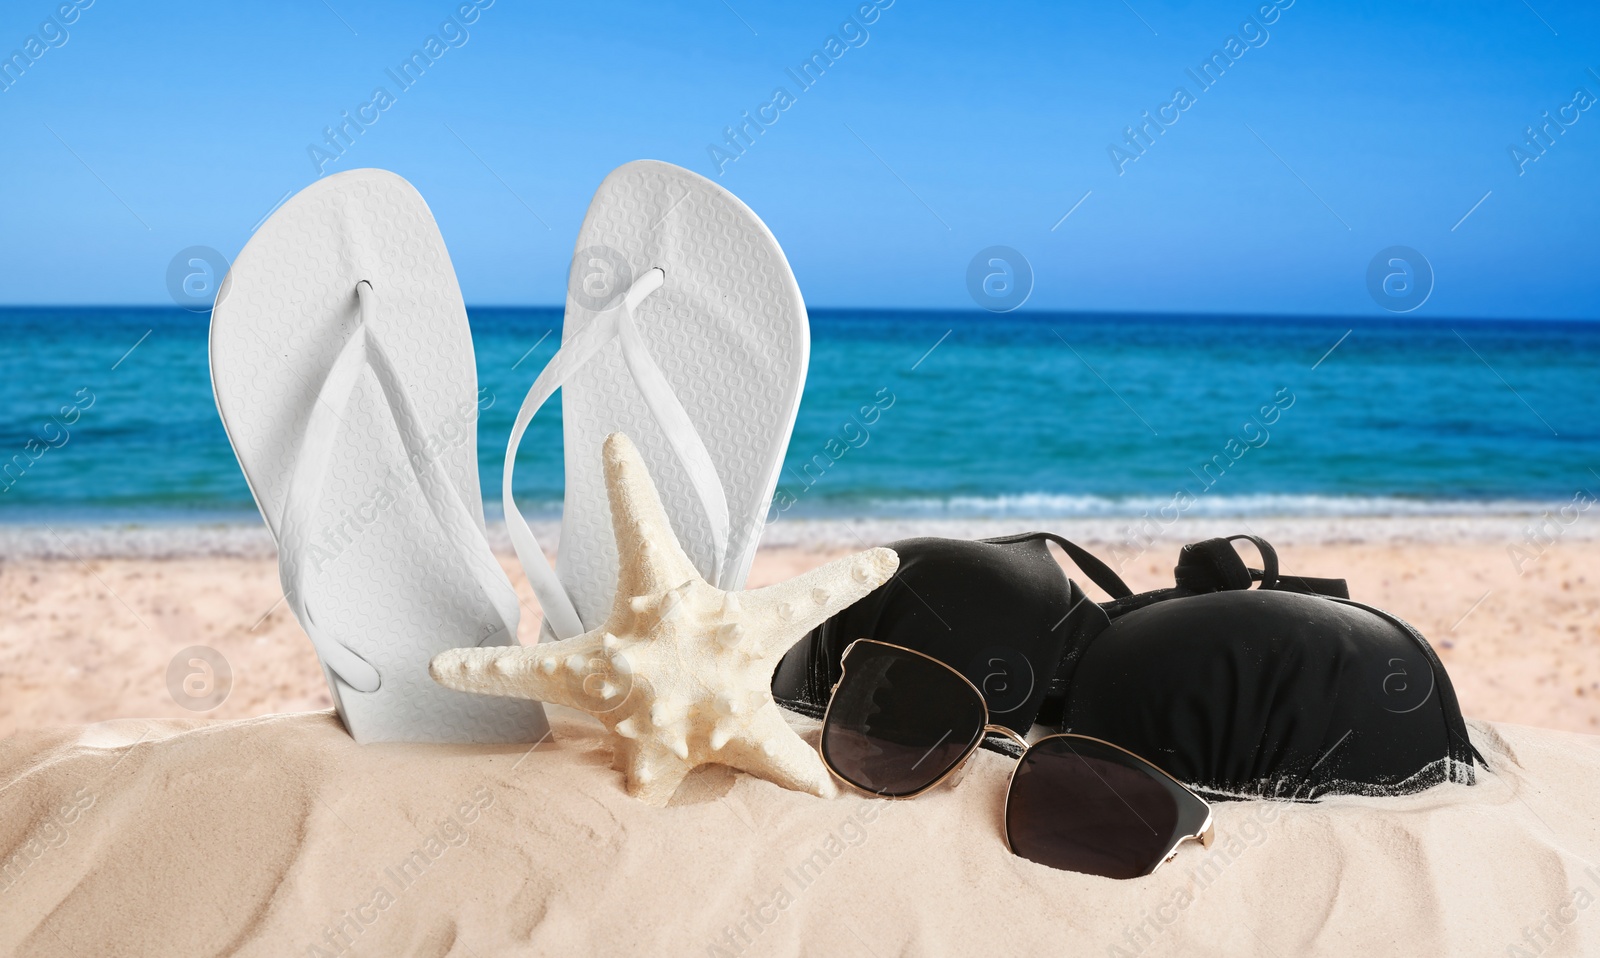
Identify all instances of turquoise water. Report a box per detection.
[1,308,1596,522]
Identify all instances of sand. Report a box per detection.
[2,521,1599,955]
[2,523,1597,737]
[2,709,1598,956]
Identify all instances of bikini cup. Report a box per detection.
[772,533,1482,800]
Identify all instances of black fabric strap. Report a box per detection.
[1229,534,1280,590]
[1276,574,1350,599]
[1170,535,1350,597]
[982,531,1133,599]
[1175,535,1277,592]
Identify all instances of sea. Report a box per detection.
[2,307,1597,539]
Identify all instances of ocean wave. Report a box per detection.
[5,506,1591,558]
[801,493,1575,519]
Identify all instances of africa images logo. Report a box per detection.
[966,246,1034,313]
[1366,246,1434,313]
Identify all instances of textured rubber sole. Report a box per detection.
[552,160,809,631]
[211,168,548,744]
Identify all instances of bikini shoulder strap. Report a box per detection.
[980,531,1134,599]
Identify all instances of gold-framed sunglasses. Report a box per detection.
[819,639,1215,879]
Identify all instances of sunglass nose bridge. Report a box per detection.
[982,724,1030,752]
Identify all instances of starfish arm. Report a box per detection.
[430,634,605,711]
[742,547,899,659]
[720,703,838,799]
[614,738,696,806]
[603,433,701,597]
[433,434,890,805]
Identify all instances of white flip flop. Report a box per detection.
[210,168,548,744]
[505,160,808,638]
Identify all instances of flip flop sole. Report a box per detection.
[211,168,547,743]
[553,160,809,630]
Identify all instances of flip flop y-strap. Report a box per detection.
[503,268,731,639]
[277,281,521,693]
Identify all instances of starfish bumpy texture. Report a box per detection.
[431,432,899,805]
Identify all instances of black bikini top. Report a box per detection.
[773,533,1481,800]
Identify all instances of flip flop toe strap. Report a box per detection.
[278,281,521,693]
[503,268,731,639]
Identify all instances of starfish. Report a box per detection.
[431,432,899,805]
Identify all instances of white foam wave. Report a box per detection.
[817,493,1571,520]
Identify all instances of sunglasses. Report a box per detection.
[820,639,1214,880]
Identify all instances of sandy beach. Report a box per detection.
[3,519,1599,956]
[4,705,1599,957]
[2,517,1596,738]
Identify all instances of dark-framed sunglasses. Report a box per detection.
[820,639,1214,879]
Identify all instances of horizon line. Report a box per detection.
[2,304,1598,325]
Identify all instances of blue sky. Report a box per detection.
[1,0,1597,317]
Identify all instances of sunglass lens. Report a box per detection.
[822,642,986,797]
[1006,736,1203,879]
